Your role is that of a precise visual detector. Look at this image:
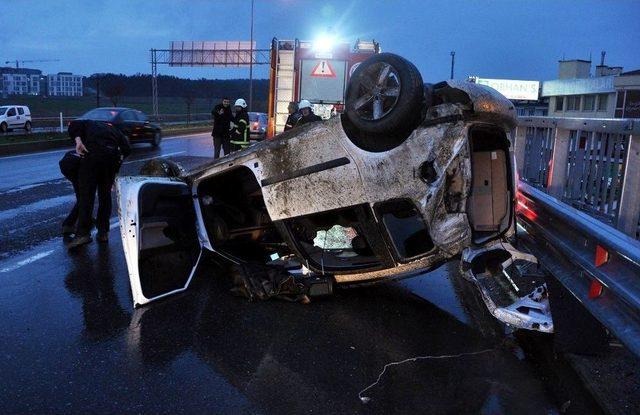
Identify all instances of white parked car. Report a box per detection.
[0,105,32,133]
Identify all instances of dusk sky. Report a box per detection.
[2,0,639,82]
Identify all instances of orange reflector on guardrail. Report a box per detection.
[588,280,604,299]
[595,245,609,267]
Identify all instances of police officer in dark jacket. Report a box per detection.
[284,101,301,131]
[229,98,250,152]
[296,100,322,126]
[66,119,131,249]
[211,97,232,158]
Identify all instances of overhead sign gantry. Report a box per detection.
[150,41,270,116]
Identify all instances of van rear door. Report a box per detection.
[116,176,202,307]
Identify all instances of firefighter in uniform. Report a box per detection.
[66,119,131,249]
[295,100,322,126]
[230,98,250,152]
[284,101,301,131]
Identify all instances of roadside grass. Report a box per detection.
[0,95,267,119]
[0,124,211,146]
[0,95,215,118]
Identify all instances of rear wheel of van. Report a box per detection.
[343,53,424,152]
[24,121,32,132]
[0,122,7,134]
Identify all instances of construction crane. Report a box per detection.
[4,59,60,69]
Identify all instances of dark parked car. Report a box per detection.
[71,107,162,147]
[248,112,267,140]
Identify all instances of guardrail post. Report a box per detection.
[547,127,571,199]
[617,134,640,238]
[59,112,63,133]
[513,125,527,177]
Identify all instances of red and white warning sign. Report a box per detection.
[310,60,336,78]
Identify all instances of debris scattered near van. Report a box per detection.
[229,259,334,303]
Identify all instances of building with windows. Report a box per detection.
[47,72,83,97]
[542,59,640,118]
[0,67,42,96]
[614,70,640,118]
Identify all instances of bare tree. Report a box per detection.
[104,83,125,106]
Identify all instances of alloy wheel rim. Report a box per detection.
[352,62,401,121]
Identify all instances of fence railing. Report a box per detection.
[514,117,640,240]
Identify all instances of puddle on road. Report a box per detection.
[397,261,470,325]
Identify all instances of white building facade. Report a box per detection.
[47,72,83,96]
[0,68,42,96]
[542,60,640,119]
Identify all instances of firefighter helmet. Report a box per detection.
[299,99,312,110]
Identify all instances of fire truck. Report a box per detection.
[266,38,380,137]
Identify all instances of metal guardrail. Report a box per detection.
[0,113,213,134]
[516,180,640,357]
[514,116,640,240]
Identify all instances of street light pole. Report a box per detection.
[450,51,455,80]
[96,75,101,108]
[248,0,255,111]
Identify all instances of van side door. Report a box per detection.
[6,107,18,127]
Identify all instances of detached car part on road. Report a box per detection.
[116,53,551,333]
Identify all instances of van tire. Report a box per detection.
[24,121,32,132]
[344,53,424,152]
[0,122,7,134]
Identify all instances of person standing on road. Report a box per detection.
[230,98,250,152]
[59,150,82,235]
[295,100,322,126]
[66,119,131,249]
[211,97,232,159]
[284,101,301,131]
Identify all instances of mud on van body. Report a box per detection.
[117,53,531,315]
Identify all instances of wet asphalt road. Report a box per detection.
[0,134,593,414]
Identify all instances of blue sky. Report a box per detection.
[2,0,639,82]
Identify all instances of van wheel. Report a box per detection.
[0,122,7,134]
[344,53,424,152]
[152,131,161,147]
[24,121,32,132]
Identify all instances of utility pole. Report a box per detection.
[450,51,455,80]
[248,0,255,111]
[96,75,101,108]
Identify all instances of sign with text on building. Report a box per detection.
[475,78,540,101]
[541,76,615,97]
[300,59,347,103]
